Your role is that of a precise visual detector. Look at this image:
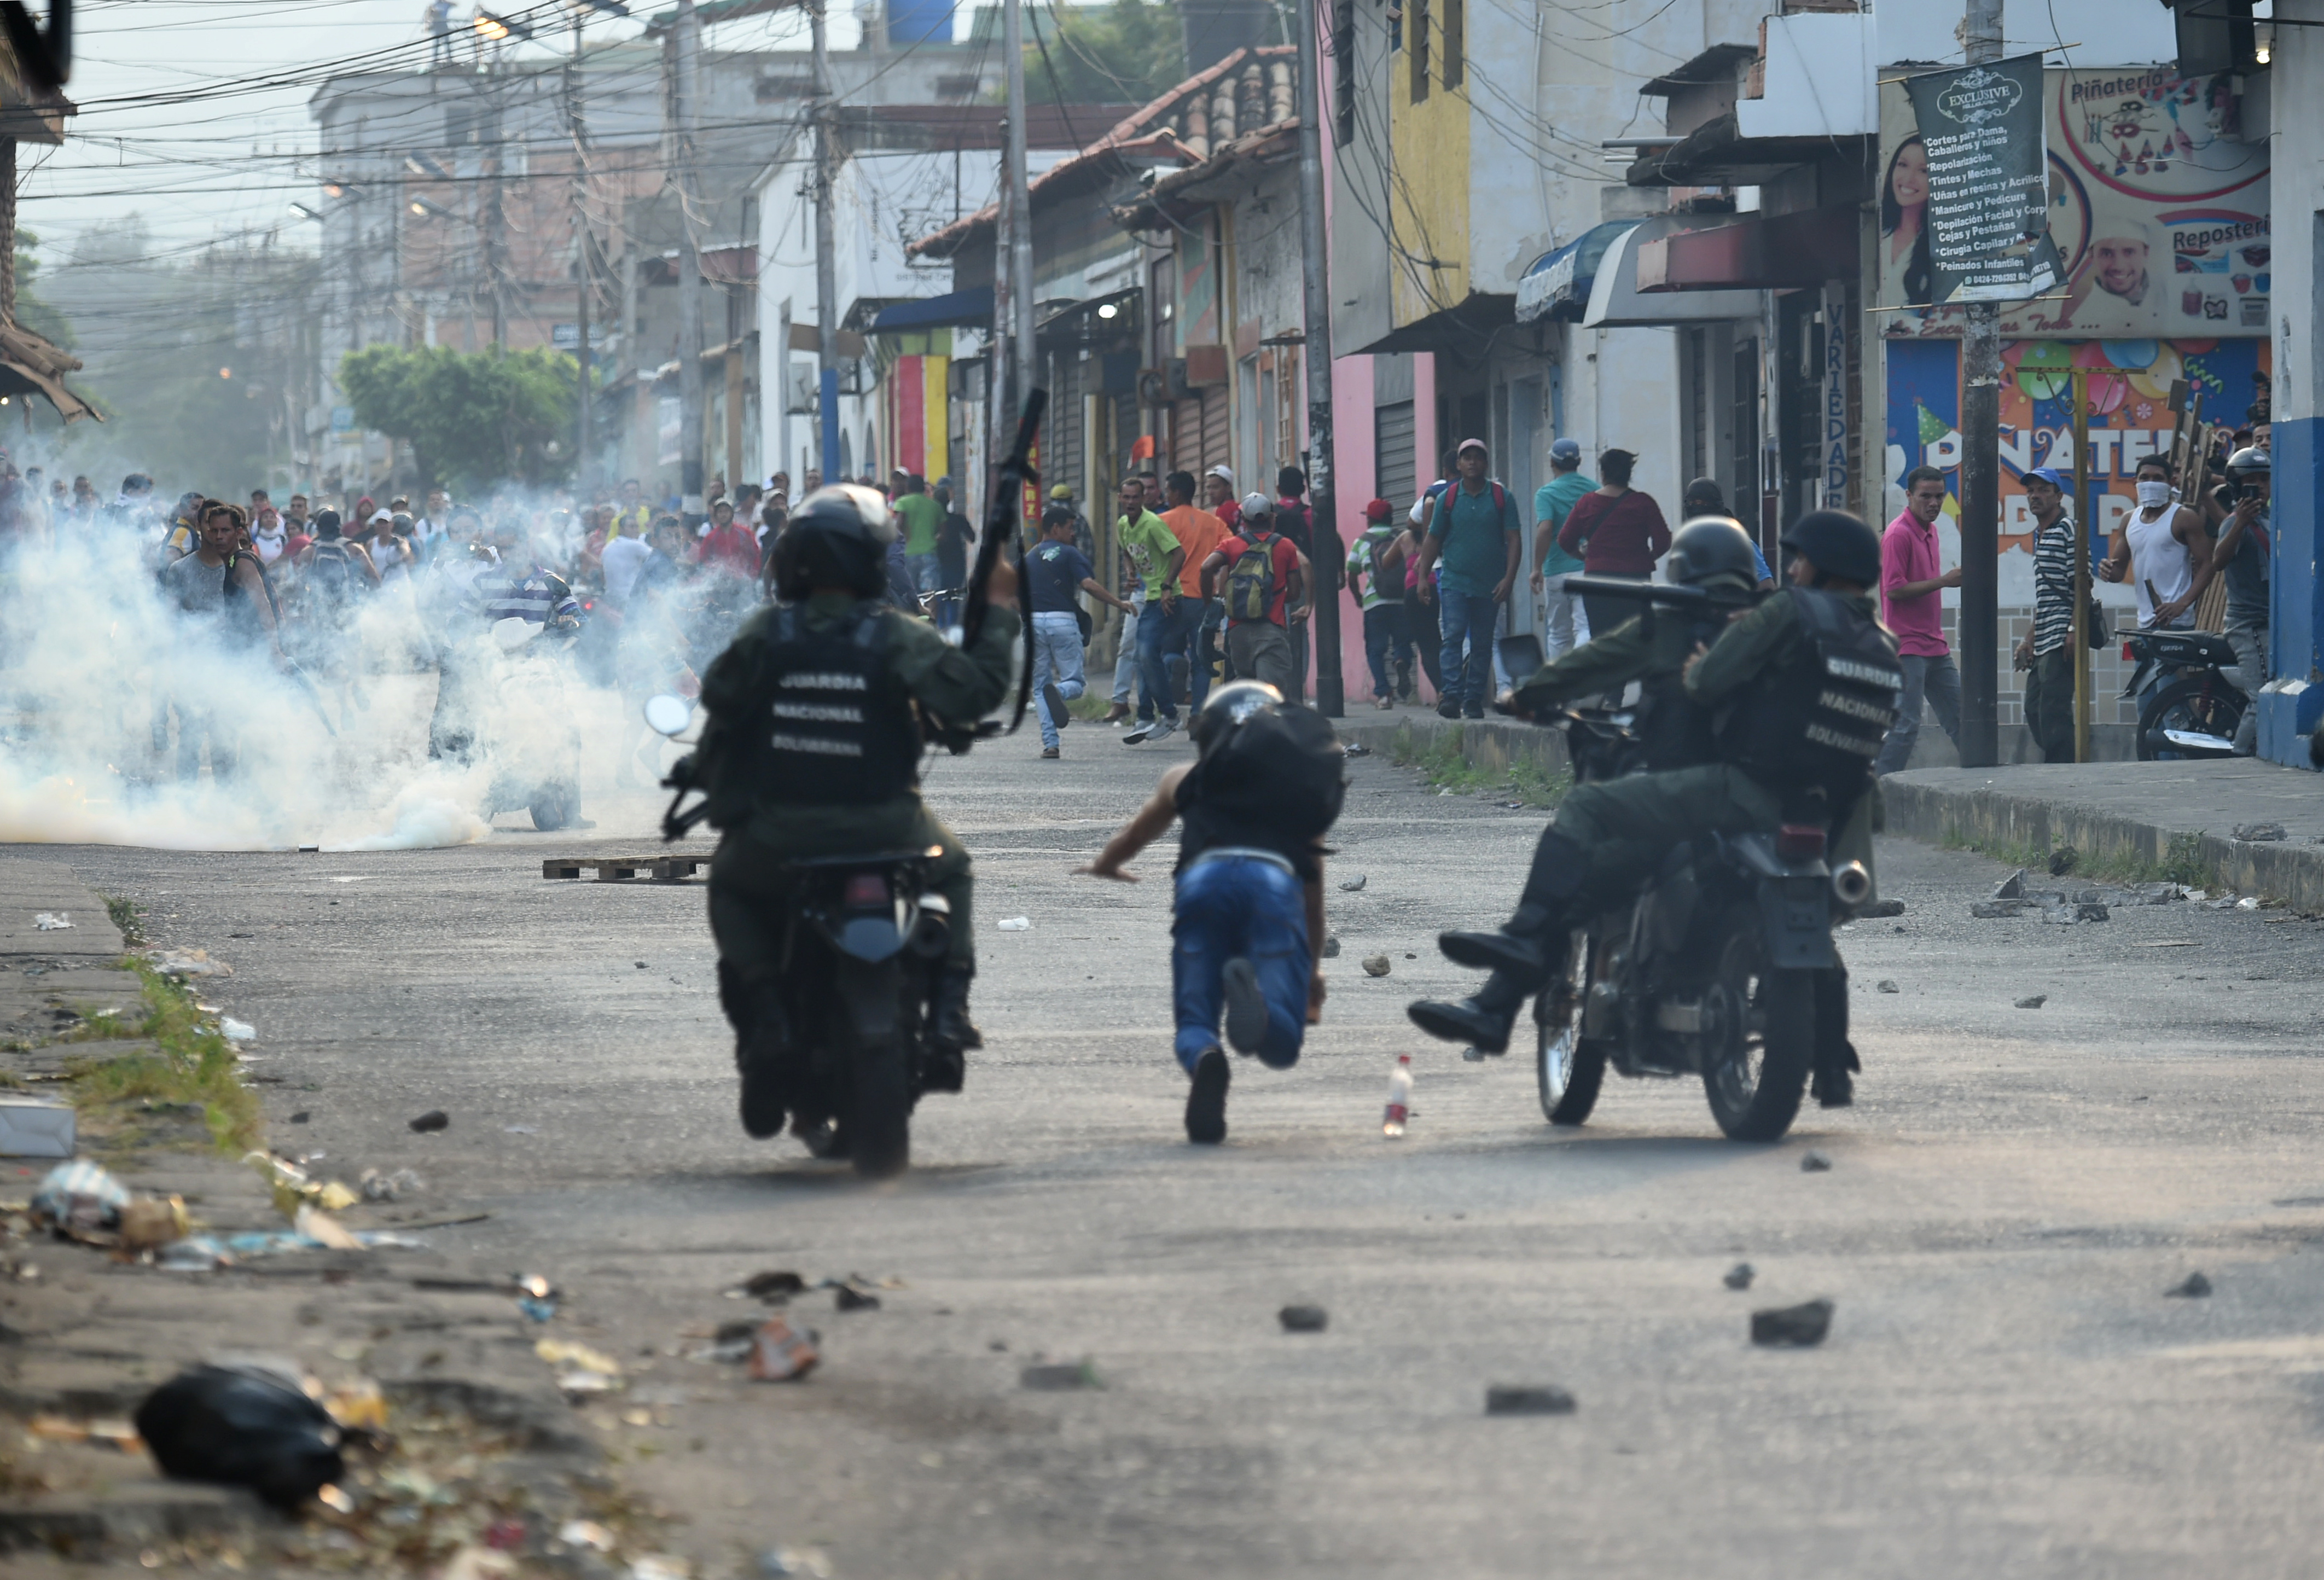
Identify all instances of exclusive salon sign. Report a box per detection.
[1933,66,2024,129]
[1904,53,2065,304]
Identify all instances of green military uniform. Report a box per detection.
[698,592,1021,977]
[1510,571,1753,732]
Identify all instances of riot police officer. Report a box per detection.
[687,485,1020,1137]
[1410,510,1898,1101]
[1502,515,1763,771]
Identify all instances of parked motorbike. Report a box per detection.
[2123,627,2247,760]
[646,695,952,1178]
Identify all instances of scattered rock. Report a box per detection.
[1484,1384,1576,1416]
[2047,847,2079,876]
[2077,902,2111,922]
[1404,951,1416,959]
[1321,936,1341,959]
[635,961,648,969]
[1020,1360,1101,1391]
[833,1282,881,1312]
[2015,994,2047,1009]
[1855,899,1905,918]
[2236,896,2261,911]
[1994,868,2026,900]
[2166,1271,2212,1298]
[408,1110,449,1134]
[1800,1150,1832,1172]
[2041,905,2077,926]
[1750,1298,1834,1347]
[1723,1262,1754,1291]
[1341,743,1372,758]
[2233,822,2286,843]
[1361,955,1392,977]
[1875,980,1899,994]
[288,1111,311,1124]
[746,1318,819,1382]
[1971,901,2027,919]
[738,1269,809,1303]
[1339,874,1368,892]
[1278,1304,1328,1333]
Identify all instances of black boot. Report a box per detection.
[1438,928,1546,975]
[718,962,792,1139]
[925,963,975,1093]
[1408,968,1530,1053]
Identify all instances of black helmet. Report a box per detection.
[1191,679,1283,755]
[1665,516,1759,587]
[771,484,896,600]
[1779,509,1882,589]
[2226,445,2271,478]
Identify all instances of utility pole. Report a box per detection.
[1955,0,2003,766]
[567,12,594,486]
[1002,0,1036,439]
[484,84,508,346]
[672,0,707,515]
[1293,0,1342,715]
[811,0,839,480]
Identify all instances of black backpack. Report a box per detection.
[1200,704,1346,843]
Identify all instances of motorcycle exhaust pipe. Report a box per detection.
[1831,862,1873,909]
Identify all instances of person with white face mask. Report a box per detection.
[2105,455,2212,634]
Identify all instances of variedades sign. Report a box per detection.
[1903,54,2065,305]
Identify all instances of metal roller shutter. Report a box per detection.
[1374,399,1415,508]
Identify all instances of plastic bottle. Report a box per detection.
[1382,1054,1413,1138]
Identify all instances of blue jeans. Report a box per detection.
[1137,595,1201,721]
[1031,611,1085,748]
[1873,651,1962,775]
[1437,584,1499,711]
[1111,594,1149,709]
[1172,855,1311,1072]
[905,551,940,594]
[1363,602,1409,698]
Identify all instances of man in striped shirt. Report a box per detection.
[2012,468,2077,762]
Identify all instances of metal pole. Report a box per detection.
[2070,368,2091,761]
[485,86,507,346]
[1955,0,2005,766]
[811,0,839,481]
[568,15,592,488]
[1003,0,1036,434]
[1293,0,1343,715]
[673,0,707,515]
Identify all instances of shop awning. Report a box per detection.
[1579,217,1765,328]
[1515,221,1641,325]
[867,286,994,334]
[1634,206,1858,292]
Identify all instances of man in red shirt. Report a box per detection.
[1555,448,1671,640]
[693,498,762,581]
[1873,464,1962,774]
[1200,493,1306,693]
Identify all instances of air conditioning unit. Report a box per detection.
[1136,359,1193,405]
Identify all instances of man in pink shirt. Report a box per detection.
[1873,464,1963,774]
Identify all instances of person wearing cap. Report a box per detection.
[1199,493,1305,694]
[1529,438,1595,658]
[2014,467,2084,762]
[1557,448,1672,641]
[1202,466,1241,533]
[1346,497,1410,708]
[1411,438,1523,719]
[1045,481,1095,562]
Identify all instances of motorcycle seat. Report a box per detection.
[2136,629,2236,667]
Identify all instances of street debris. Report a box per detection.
[997,916,1032,931]
[1361,954,1392,977]
[2077,903,2111,922]
[1995,869,2026,899]
[31,1159,131,1236]
[289,1111,311,1123]
[219,1015,257,1042]
[119,1194,191,1250]
[152,948,232,978]
[1020,1358,1101,1390]
[1971,902,2024,919]
[2166,1271,2213,1298]
[2048,847,2078,876]
[1279,1304,1328,1333]
[32,910,73,930]
[2233,822,2287,843]
[1342,742,1371,757]
[409,1108,451,1132]
[361,1166,425,1203]
[1750,1298,1834,1347]
[1321,936,1341,958]
[1800,1151,1832,1172]
[2236,896,2261,911]
[2015,995,2048,1009]
[1484,1384,1576,1416]
[759,1546,836,1577]
[1723,1263,1754,1291]
[1856,899,1905,917]
[832,1277,882,1312]
[732,1268,810,1303]
[135,1362,346,1511]
[1875,980,1899,994]
[1339,873,1368,892]
[0,1094,77,1158]
[747,1317,820,1381]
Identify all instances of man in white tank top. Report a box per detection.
[2102,455,2212,629]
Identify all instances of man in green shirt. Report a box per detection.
[891,473,947,598]
[1529,437,1595,657]
[1107,477,1186,728]
[1411,438,1523,719]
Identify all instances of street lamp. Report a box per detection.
[289,202,322,222]
[474,8,534,40]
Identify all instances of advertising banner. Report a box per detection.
[1901,55,2064,305]
[1879,66,2269,338]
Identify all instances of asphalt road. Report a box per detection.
[37,715,2324,1579]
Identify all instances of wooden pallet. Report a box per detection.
[542,856,709,883]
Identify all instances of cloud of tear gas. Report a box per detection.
[0,501,673,852]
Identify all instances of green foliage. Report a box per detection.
[339,343,578,494]
[63,960,262,1154]
[1936,825,2213,889]
[1391,722,1571,808]
[1021,0,1188,104]
[100,892,147,948]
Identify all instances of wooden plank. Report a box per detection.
[542,860,583,880]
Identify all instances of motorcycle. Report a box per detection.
[475,617,586,832]
[2124,627,2246,760]
[644,695,953,1179]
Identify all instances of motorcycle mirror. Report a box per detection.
[643,694,693,737]
[492,617,544,653]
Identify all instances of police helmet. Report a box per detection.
[771,483,897,600]
[1191,679,1283,755]
[1665,516,1759,588]
[1779,509,1883,589]
[2226,445,2271,478]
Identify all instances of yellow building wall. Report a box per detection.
[1384,11,1472,331]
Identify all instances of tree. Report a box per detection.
[338,344,577,494]
[1021,0,1187,105]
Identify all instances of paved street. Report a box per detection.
[34,723,2324,1578]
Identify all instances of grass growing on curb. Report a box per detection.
[100,892,148,948]
[62,960,262,1154]
[1390,722,1572,810]
[1938,826,2210,889]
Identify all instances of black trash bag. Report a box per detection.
[134,1363,346,1511]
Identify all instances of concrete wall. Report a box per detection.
[2261,1,2324,765]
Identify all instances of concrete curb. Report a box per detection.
[1335,713,1571,779]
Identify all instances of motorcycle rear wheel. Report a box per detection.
[847,1019,913,1180]
[1701,909,1814,1142]
[2137,676,2243,760]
